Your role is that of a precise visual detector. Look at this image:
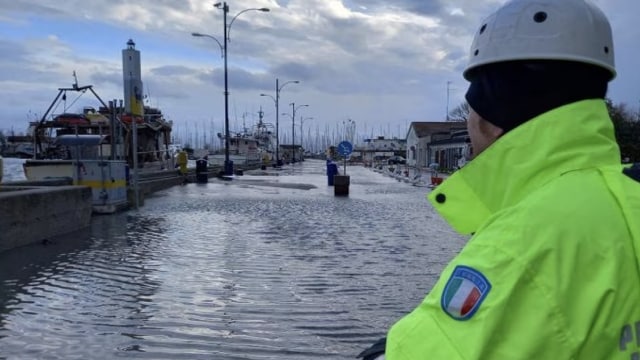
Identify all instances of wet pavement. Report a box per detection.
[0,159,467,359]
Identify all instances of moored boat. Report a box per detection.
[23,134,128,214]
[208,108,276,168]
[21,39,176,213]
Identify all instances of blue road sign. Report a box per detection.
[337,141,353,157]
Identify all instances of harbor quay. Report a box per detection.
[0,158,265,251]
[0,184,93,253]
[0,159,468,359]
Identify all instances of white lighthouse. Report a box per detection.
[122,39,144,117]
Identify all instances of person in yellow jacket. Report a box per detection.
[358,0,640,359]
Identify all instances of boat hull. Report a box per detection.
[24,159,128,214]
[23,160,74,181]
[207,154,262,166]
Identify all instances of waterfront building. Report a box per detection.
[405,122,469,171]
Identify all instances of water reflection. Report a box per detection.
[0,160,467,359]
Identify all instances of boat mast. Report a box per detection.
[33,70,113,158]
[257,107,264,127]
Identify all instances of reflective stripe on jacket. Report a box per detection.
[386,99,640,359]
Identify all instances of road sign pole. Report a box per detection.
[337,140,353,175]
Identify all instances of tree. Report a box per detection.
[606,99,640,162]
[448,102,469,122]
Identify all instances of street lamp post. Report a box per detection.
[261,79,299,167]
[289,102,309,163]
[193,2,269,176]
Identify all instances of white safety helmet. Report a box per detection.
[463,0,616,80]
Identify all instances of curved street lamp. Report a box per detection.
[290,103,309,163]
[261,78,299,167]
[193,2,269,176]
[191,33,224,58]
[226,6,270,40]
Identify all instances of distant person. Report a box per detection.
[358,0,640,359]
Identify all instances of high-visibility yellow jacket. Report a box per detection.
[386,99,640,359]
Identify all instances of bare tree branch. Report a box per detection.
[448,102,469,122]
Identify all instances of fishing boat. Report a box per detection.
[23,83,174,182]
[44,134,128,214]
[208,108,276,168]
[22,39,175,213]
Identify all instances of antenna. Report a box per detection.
[72,71,79,89]
[446,81,451,121]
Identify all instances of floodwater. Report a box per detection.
[0,159,467,360]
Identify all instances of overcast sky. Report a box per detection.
[1,0,638,145]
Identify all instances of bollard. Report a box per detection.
[196,159,208,183]
[334,175,350,196]
[327,161,338,186]
[224,160,234,176]
[0,155,3,184]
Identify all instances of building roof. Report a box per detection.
[408,121,467,138]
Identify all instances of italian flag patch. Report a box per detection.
[441,265,491,320]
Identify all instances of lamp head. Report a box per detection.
[191,32,203,37]
[259,8,270,12]
[214,2,222,8]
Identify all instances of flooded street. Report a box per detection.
[0,159,467,359]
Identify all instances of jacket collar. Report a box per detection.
[428,99,620,234]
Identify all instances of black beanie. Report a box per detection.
[465,61,610,132]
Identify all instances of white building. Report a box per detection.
[405,122,469,170]
[357,136,406,165]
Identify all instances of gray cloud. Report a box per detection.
[344,0,443,15]
[150,65,198,77]
[0,0,638,137]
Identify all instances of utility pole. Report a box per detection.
[276,79,280,165]
[261,78,299,167]
[222,3,231,174]
[288,103,308,163]
[446,81,452,122]
[291,102,296,163]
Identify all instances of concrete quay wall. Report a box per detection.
[0,163,261,253]
[0,185,92,252]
